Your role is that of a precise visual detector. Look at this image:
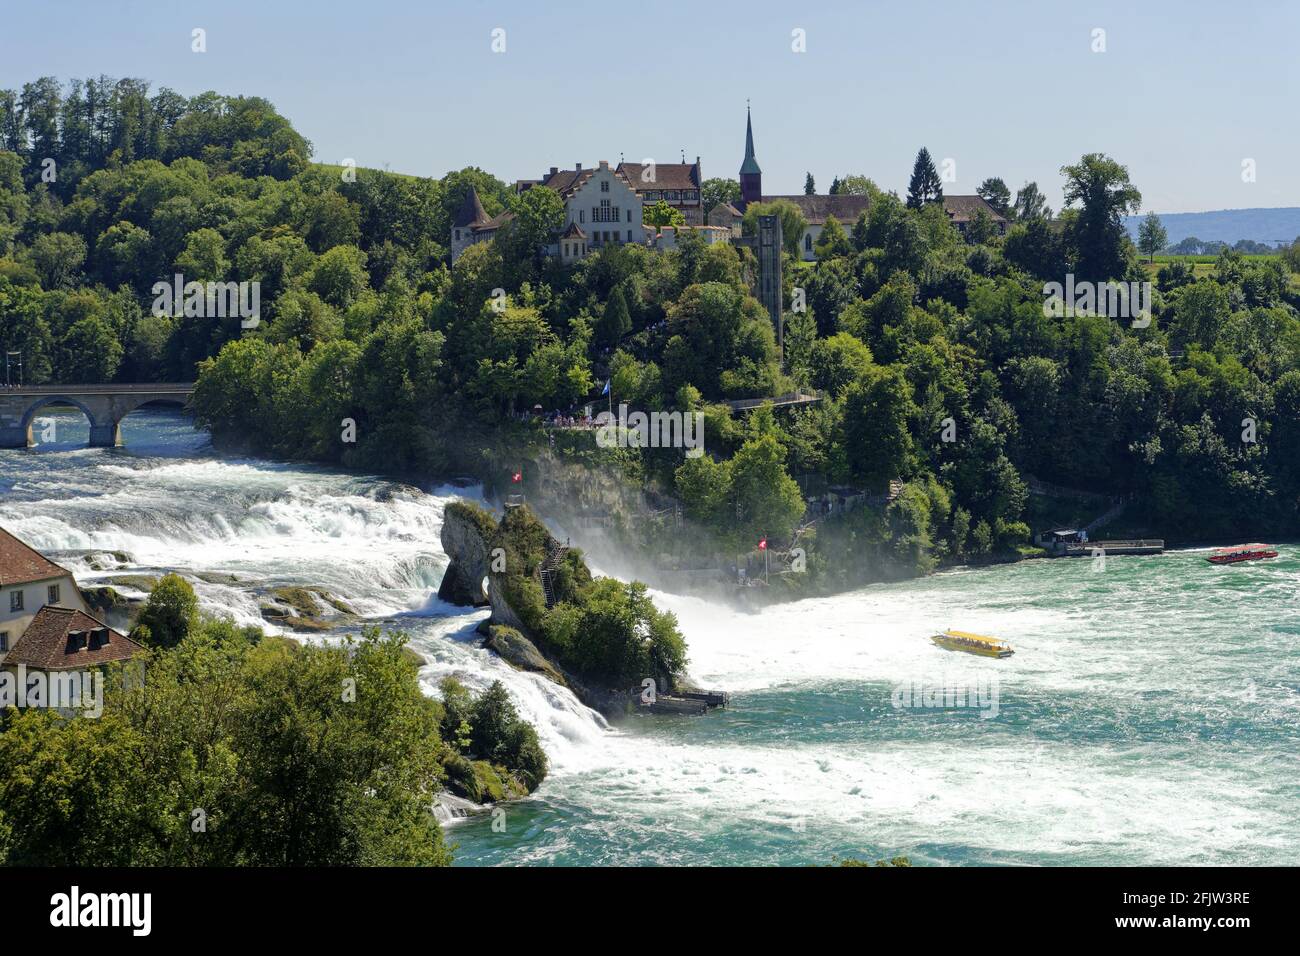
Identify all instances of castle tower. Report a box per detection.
[450,186,489,262]
[739,105,762,208]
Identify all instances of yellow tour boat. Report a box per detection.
[930,629,1014,658]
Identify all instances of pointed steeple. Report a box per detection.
[740,103,761,176]
[739,103,762,208]
[452,186,489,228]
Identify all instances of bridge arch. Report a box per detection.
[0,384,195,449]
[18,395,105,447]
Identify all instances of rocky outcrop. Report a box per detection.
[438,500,691,720]
[81,584,143,631]
[437,502,494,606]
[480,622,564,685]
[258,586,356,633]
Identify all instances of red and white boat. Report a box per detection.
[1206,544,1279,565]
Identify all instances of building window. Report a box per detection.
[593,199,618,223]
[645,191,661,201]
[683,190,698,201]
[666,191,680,201]
[601,180,609,192]
[580,210,585,223]
[454,229,461,240]
[0,632,8,653]
[627,230,631,242]
[805,233,812,251]
[626,209,631,222]
[9,590,22,613]
[48,583,60,605]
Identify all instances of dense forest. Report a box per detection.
[4,76,1300,582]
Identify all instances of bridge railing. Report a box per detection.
[0,383,195,394]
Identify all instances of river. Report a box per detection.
[2,407,1297,866]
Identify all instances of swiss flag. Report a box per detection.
[758,537,767,551]
[511,470,522,483]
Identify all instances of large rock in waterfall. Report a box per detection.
[437,502,495,606]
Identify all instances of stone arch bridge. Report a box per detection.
[0,384,195,448]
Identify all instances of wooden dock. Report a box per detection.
[679,689,730,708]
[1060,539,1164,557]
[643,687,730,716]
[645,695,708,715]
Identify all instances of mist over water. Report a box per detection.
[3,408,1297,866]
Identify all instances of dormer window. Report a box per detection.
[66,630,88,652]
[91,628,111,649]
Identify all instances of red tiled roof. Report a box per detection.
[617,161,701,193]
[0,527,69,587]
[4,606,143,670]
[538,167,596,198]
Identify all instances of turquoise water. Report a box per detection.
[4,408,1297,866]
[448,551,1300,866]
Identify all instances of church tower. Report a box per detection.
[739,104,762,208]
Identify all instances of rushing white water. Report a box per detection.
[4,408,1297,866]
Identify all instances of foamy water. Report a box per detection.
[3,408,1297,865]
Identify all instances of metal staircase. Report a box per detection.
[539,542,569,608]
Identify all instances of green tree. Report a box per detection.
[504,185,565,267]
[842,366,916,489]
[58,315,124,383]
[596,286,632,348]
[976,177,1012,216]
[804,172,816,195]
[306,244,369,309]
[134,573,199,649]
[30,232,86,288]
[643,199,686,230]
[701,177,741,217]
[1137,211,1168,263]
[728,433,806,548]
[814,215,853,259]
[833,174,879,198]
[906,148,943,210]
[1012,181,1052,221]
[1060,153,1142,281]
[175,227,230,280]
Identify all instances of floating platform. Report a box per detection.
[645,695,708,715]
[679,689,730,708]
[1059,539,1163,557]
[642,688,729,716]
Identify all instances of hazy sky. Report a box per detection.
[3,0,1296,213]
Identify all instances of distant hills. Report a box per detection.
[1124,207,1300,252]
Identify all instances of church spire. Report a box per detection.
[739,102,762,207]
[740,103,761,176]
